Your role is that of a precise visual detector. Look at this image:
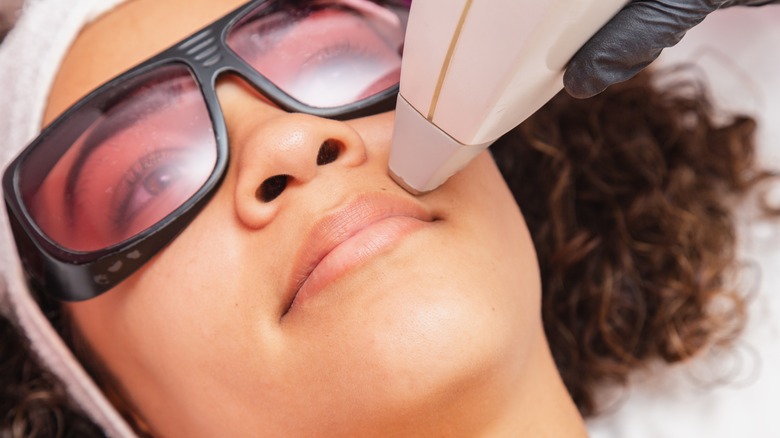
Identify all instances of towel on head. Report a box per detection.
[0,0,134,436]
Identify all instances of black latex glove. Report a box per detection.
[563,0,780,98]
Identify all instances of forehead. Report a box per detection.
[44,0,246,125]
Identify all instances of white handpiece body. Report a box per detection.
[389,0,627,193]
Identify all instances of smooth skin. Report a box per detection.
[48,0,587,436]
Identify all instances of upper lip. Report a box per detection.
[284,191,435,313]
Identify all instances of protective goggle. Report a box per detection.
[2,0,409,301]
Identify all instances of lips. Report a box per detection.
[285,192,435,313]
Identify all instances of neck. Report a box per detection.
[391,326,588,438]
[477,329,588,438]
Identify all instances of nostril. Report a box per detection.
[257,175,289,202]
[316,139,343,166]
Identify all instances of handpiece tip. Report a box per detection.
[389,168,426,195]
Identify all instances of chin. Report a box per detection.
[276,258,540,435]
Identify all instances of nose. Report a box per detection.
[232,111,368,228]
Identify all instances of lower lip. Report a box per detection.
[291,216,429,308]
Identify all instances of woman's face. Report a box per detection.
[51,0,543,435]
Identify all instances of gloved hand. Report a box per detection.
[563,0,780,98]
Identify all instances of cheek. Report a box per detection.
[346,111,395,160]
[64,186,291,423]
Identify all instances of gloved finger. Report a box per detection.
[563,0,724,99]
[723,0,780,5]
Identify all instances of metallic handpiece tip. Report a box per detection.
[389,168,426,196]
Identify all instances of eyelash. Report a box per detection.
[111,148,179,232]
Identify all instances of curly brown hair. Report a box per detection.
[0,312,104,437]
[492,67,777,415]
[1,68,777,433]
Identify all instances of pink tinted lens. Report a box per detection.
[22,65,217,252]
[227,0,405,108]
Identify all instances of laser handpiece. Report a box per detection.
[388,0,627,194]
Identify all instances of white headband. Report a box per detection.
[0,0,134,436]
